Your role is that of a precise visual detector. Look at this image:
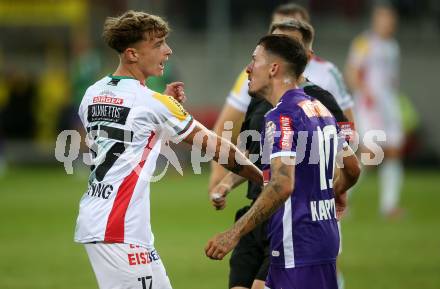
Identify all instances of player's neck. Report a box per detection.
[269,78,298,106]
[113,64,147,84]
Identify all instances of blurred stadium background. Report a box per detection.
[0,0,439,288]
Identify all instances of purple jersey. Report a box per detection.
[261,88,344,269]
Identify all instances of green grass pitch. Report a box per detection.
[0,166,439,289]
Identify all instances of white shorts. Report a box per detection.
[84,242,172,289]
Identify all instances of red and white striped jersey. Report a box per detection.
[303,56,354,111]
[74,75,195,249]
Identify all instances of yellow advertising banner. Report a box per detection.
[0,0,87,26]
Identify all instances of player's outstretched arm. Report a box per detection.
[205,156,294,260]
[209,104,246,191]
[209,170,247,210]
[183,120,262,187]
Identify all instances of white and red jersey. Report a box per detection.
[347,32,402,147]
[347,32,400,101]
[303,56,354,111]
[74,75,195,250]
[225,69,251,113]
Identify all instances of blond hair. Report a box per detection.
[103,10,170,53]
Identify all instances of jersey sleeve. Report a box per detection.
[152,92,195,143]
[225,69,251,112]
[326,64,354,110]
[264,111,298,161]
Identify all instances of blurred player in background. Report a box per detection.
[205,34,360,289]
[345,4,404,219]
[273,3,355,123]
[209,2,355,190]
[74,11,262,289]
[209,19,350,289]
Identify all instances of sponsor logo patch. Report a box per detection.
[87,104,130,124]
[93,95,124,105]
[280,115,293,150]
[127,246,160,266]
[338,121,355,143]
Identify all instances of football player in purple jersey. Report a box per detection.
[205,35,360,289]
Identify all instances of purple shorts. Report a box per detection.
[265,263,338,289]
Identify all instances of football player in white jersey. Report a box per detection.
[209,2,355,191]
[74,11,262,289]
[345,4,404,219]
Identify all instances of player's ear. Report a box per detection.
[269,63,279,77]
[307,49,314,62]
[124,47,138,63]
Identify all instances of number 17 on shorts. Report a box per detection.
[138,276,152,289]
[84,242,173,289]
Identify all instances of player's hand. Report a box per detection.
[164,81,186,103]
[209,183,231,210]
[335,191,348,221]
[205,229,239,260]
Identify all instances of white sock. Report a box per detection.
[379,159,403,215]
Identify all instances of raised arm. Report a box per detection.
[205,156,294,260]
